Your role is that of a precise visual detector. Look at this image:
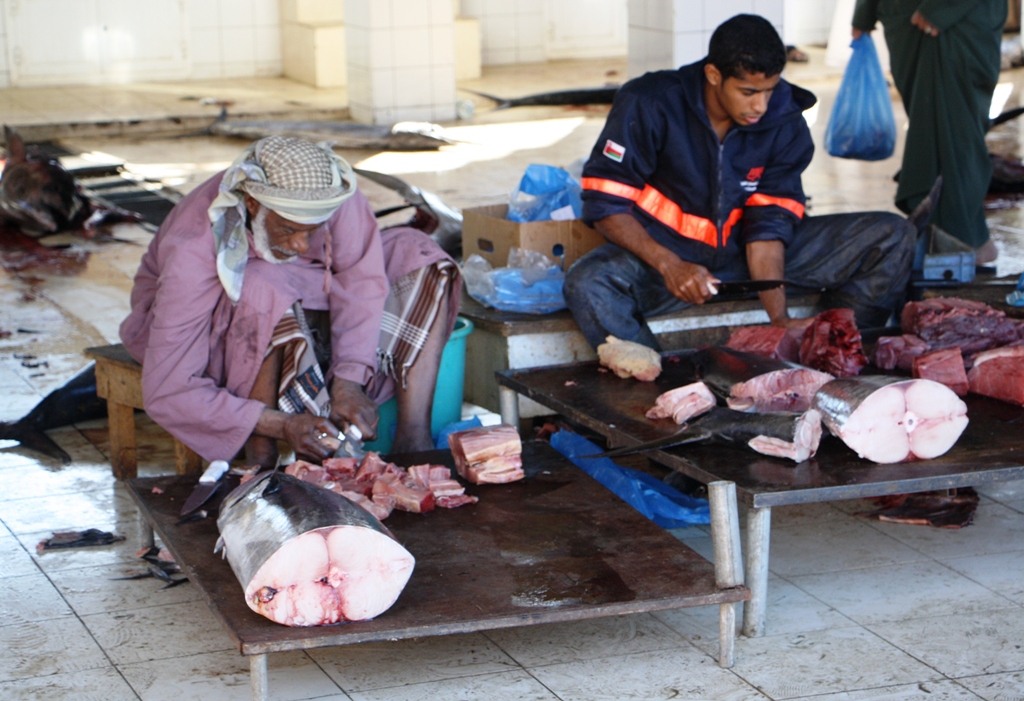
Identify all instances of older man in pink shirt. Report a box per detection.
[120,136,458,468]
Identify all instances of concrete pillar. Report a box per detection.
[627,0,784,79]
[280,0,347,88]
[345,0,457,124]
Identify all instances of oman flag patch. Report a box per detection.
[602,139,626,162]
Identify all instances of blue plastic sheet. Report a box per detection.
[825,35,896,161]
[549,430,710,528]
[507,164,583,222]
[434,415,483,450]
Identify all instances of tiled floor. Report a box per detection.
[3,51,1024,700]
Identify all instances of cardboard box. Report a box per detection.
[462,204,605,269]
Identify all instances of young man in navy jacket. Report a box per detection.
[565,13,916,350]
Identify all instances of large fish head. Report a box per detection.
[1,126,87,235]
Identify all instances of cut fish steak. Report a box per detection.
[798,308,868,377]
[913,347,969,397]
[871,334,930,372]
[448,424,524,484]
[725,325,800,362]
[694,346,834,412]
[967,345,1024,406]
[646,381,717,424]
[597,335,662,381]
[813,376,968,463]
[901,297,1024,355]
[284,452,477,519]
[216,471,415,626]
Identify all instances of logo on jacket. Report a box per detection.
[603,139,626,162]
[741,166,764,192]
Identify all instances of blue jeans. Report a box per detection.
[563,211,916,350]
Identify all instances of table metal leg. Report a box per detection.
[498,386,520,427]
[250,654,268,701]
[708,481,743,667]
[138,517,154,551]
[742,506,771,638]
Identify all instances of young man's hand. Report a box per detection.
[329,378,379,442]
[660,258,718,303]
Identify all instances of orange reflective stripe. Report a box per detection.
[635,185,718,247]
[581,177,643,201]
[745,193,805,218]
[582,178,720,247]
[721,208,743,247]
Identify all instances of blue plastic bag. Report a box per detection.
[825,35,896,161]
[549,430,710,528]
[1007,272,1024,307]
[462,252,567,314]
[507,164,583,222]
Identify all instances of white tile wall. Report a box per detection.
[431,24,456,65]
[784,0,838,45]
[345,0,456,124]
[222,26,256,64]
[0,0,789,90]
[392,0,431,28]
[672,29,709,66]
[186,0,283,81]
[0,2,7,80]
[190,27,225,66]
[187,0,221,29]
[704,0,754,34]
[460,0,545,66]
[253,0,280,27]
[220,0,256,27]
[628,0,784,77]
[254,25,283,69]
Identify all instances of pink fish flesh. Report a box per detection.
[812,376,968,463]
[646,381,717,424]
[216,472,415,626]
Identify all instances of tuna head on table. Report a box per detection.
[812,376,968,464]
[216,471,415,627]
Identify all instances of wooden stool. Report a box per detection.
[83,344,202,480]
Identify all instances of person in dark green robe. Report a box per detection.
[852,0,1006,262]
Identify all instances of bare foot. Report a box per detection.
[976,239,998,265]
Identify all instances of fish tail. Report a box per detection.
[1,421,72,464]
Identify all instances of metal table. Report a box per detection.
[496,356,1024,637]
[126,441,749,701]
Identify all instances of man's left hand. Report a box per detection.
[329,378,379,442]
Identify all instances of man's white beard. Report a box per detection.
[251,206,297,264]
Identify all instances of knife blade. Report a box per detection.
[333,425,366,460]
[710,279,787,295]
[579,426,713,459]
[180,460,230,516]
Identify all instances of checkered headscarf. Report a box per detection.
[208,136,357,303]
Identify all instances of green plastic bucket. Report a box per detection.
[362,316,474,453]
